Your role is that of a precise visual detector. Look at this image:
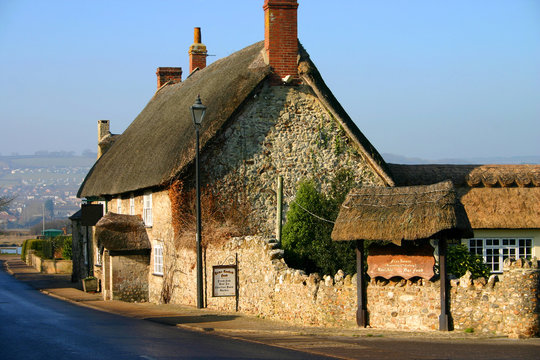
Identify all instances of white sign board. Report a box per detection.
[212,265,237,297]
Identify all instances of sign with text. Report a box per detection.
[367,242,435,280]
[212,265,237,297]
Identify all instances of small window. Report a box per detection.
[129,194,135,215]
[117,199,122,214]
[95,247,102,266]
[153,241,163,275]
[143,191,153,227]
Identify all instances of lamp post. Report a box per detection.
[191,95,206,309]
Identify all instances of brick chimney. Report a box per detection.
[97,120,110,159]
[189,27,207,73]
[263,0,299,84]
[156,67,182,89]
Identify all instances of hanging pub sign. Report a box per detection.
[212,264,237,297]
[367,241,435,280]
[81,204,104,226]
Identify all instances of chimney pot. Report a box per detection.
[194,27,202,43]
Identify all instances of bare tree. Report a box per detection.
[0,193,15,211]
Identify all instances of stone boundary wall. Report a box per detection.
[450,259,539,338]
[26,251,72,274]
[163,236,539,338]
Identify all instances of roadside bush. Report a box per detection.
[21,239,29,260]
[282,178,356,276]
[61,236,72,260]
[447,244,490,279]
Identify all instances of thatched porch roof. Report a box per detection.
[95,213,151,251]
[331,181,473,245]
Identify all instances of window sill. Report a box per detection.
[152,273,164,277]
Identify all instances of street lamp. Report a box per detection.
[191,95,206,309]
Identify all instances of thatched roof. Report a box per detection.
[78,41,393,198]
[79,42,271,198]
[459,187,540,229]
[95,213,150,251]
[331,181,473,245]
[389,164,540,229]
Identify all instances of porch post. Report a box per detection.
[356,240,367,327]
[439,238,449,331]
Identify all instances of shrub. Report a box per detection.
[61,236,72,260]
[21,239,29,260]
[282,178,356,275]
[447,244,490,279]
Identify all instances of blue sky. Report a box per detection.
[1,0,539,162]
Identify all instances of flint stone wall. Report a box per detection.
[159,235,539,338]
[450,259,539,338]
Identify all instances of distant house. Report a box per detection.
[75,0,393,302]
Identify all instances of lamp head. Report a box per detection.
[191,95,206,126]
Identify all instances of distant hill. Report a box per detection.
[383,153,540,165]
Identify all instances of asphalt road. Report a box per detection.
[0,268,331,360]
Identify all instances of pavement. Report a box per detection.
[2,255,539,360]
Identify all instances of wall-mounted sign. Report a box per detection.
[212,265,237,297]
[367,242,435,280]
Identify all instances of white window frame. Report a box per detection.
[116,198,122,214]
[467,238,533,273]
[129,194,135,215]
[143,191,153,227]
[153,241,164,276]
[95,247,102,266]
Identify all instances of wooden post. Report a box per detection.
[356,240,367,327]
[276,176,283,243]
[439,238,449,331]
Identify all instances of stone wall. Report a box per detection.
[450,259,539,338]
[27,252,72,274]
[110,254,150,302]
[158,235,539,338]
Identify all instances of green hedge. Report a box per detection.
[21,239,52,260]
[20,236,73,260]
